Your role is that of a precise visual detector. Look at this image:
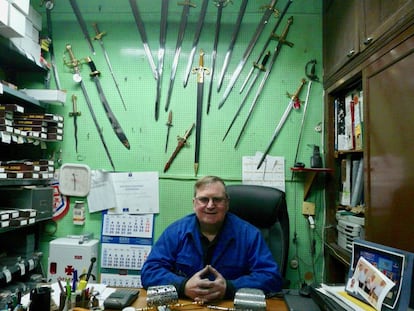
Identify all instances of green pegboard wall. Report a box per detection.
[39,0,324,288]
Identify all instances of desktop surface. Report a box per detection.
[104,289,289,311]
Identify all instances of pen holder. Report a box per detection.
[234,288,266,311]
[146,285,178,307]
[29,285,51,311]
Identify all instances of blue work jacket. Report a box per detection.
[141,213,282,296]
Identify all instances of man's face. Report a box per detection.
[193,182,229,227]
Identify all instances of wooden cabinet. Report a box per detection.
[323,0,360,79]
[323,2,414,283]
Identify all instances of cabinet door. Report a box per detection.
[323,0,360,78]
[360,0,414,51]
[364,30,414,253]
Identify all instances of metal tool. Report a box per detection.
[218,0,278,109]
[183,0,210,88]
[222,51,270,142]
[156,0,169,121]
[129,0,158,80]
[146,285,178,307]
[92,22,127,111]
[239,0,292,94]
[45,1,61,90]
[164,123,194,173]
[293,59,319,168]
[192,50,210,176]
[64,44,116,171]
[165,110,173,153]
[234,16,294,149]
[217,0,248,92]
[68,0,95,54]
[257,78,306,169]
[165,0,196,112]
[69,94,81,153]
[207,0,230,114]
[86,57,131,150]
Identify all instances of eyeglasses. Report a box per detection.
[194,196,227,205]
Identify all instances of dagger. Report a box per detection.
[69,94,81,153]
[165,110,173,153]
[164,123,195,173]
[192,50,210,176]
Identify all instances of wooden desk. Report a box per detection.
[123,290,288,311]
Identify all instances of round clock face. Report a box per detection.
[59,163,91,197]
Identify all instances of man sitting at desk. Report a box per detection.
[141,176,282,302]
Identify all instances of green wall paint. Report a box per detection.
[38,0,324,289]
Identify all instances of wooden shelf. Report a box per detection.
[291,167,333,200]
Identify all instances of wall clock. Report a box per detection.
[58,163,91,197]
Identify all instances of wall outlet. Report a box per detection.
[302,201,315,215]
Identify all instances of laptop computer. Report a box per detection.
[283,289,321,311]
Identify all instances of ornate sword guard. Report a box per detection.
[146,285,178,308]
[92,22,106,41]
[287,78,307,110]
[178,0,197,8]
[271,16,294,47]
[259,4,279,18]
[234,288,266,311]
[214,0,232,8]
[63,44,88,76]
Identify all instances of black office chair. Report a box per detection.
[226,184,290,285]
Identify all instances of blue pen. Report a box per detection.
[72,269,78,291]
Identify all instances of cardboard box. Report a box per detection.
[0,0,8,27]
[8,3,26,37]
[10,0,29,15]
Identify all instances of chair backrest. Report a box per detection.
[226,184,290,278]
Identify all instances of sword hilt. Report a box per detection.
[305,59,319,82]
[86,57,101,77]
[271,16,294,47]
[178,0,197,8]
[214,0,232,8]
[287,78,307,109]
[192,50,210,83]
[69,94,81,117]
[253,50,271,72]
[64,43,81,69]
[92,22,106,40]
[166,110,173,127]
[259,0,279,18]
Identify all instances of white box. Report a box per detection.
[28,5,41,30]
[48,238,99,283]
[8,4,26,37]
[21,89,67,104]
[0,0,8,27]
[10,0,29,15]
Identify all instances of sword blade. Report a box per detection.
[257,99,294,169]
[218,0,278,109]
[73,116,78,153]
[183,0,210,88]
[239,0,292,93]
[92,76,131,150]
[156,0,169,120]
[195,82,204,176]
[234,16,294,148]
[217,0,248,92]
[129,0,158,80]
[207,0,227,114]
[165,2,194,112]
[222,68,261,141]
[93,23,127,111]
[46,8,61,90]
[79,80,116,171]
[86,58,131,150]
[68,0,95,54]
